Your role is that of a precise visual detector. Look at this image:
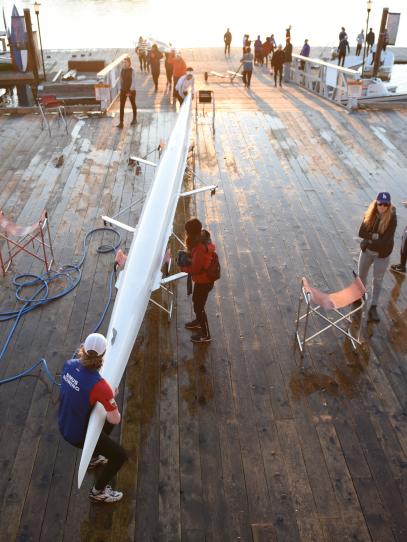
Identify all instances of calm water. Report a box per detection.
[2,0,406,50]
[1,0,406,90]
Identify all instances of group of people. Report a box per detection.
[58,217,217,503]
[58,191,407,504]
[337,24,386,66]
[238,28,298,88]
[116,45,195,128]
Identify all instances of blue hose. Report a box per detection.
[0,227,121,386]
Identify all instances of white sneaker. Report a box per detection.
[88,455,108,470]
[89,485,123,503]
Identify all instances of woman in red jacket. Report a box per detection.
[180,218,215,343]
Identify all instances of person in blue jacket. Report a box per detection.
[59,333,128,503]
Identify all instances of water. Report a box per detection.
[2,0,406,50]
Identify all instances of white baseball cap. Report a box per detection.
[84,333,107,356]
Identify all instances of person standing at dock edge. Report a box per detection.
[58,333,128,503]
[300,39,310,70]
[241,46,254,88]
[366,27,375,54]
[150,43,163,92]
[356,30,364,56]
[358,192,397,322]
[175,68,195,105]
[116,56,137,129]
[224,28,232,56]
[179,218,216,343]
[390,201,407,275]
[337,36,350,67]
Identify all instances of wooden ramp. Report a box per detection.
[0,47,407,541]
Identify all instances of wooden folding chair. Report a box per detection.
[0,209,55,276]
[37,94,68,136]
[295,275,367,357]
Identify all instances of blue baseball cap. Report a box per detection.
[376,192,391,204]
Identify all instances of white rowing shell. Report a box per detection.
[77,93,192,488]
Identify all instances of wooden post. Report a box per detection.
[372,7,389,78]
[23,8,39,96]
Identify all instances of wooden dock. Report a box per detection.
[0,48,407,541]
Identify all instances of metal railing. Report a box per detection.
[288,54,361,108]
[95,53,128,111]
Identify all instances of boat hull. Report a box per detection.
[77,94,192,488]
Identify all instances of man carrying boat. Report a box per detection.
[58,333,127,503]
[175,68,195,105]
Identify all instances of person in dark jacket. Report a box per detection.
[337,38,350,66]
[366,28,375,54]
[58,333,127,503]
[262,37,272,67]
[254,35,263,66]
[271,44,285,87]
[339,27,348,42]
[283,38,293,82]
[224,28,232,56]
[300,39,310,70]
[179,218,216,343]
[390,201,407,274]
[149,43,163,92]
[116,56,137,129]
[358,192,397,322]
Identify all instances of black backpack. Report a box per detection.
[205,250,221,282]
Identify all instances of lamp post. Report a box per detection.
[361,0,373,78]
[33,1,46,80]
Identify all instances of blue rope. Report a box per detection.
[0,227,121,386]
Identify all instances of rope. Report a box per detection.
[0,227,121,386]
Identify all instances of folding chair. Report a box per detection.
[0,209,55,276]
[37,94,68,136]
[295,275,367,357]
[195,90,215,134]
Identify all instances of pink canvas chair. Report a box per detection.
[295,275,367,356]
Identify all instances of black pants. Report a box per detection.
[173,75,181,97]
[274,65,283,85]
[338,52,346,66]
[151,66,160,90]
[356,43,362,56]
[224,43,231,55]
[119,90,137,124]
[192,282,213,337]
[76,422,128,491]
[165,63,173,84]
[242,69,252,87]
[138,52,147,71]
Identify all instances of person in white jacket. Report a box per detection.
[175,68,195,105]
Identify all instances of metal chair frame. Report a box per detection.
[295,275,367,357]
[195,90,215,134]
[0,210,55,276]
[37,94,68,136]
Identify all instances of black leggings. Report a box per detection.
[192,282,213,337]
[274,65,283,84]
[401,228,407,267]
[77,422,128,491]
[242,69,252,87]
[119,90,137,124]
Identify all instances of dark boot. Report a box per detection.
[368,305,380,322]
[130,118,137,126]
